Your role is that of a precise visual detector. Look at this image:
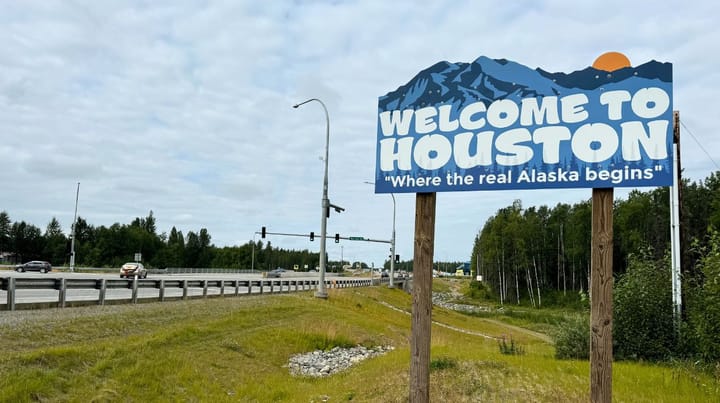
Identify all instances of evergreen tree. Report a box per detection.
[0,211,10,256]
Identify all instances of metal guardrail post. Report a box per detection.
[159,279,165,302]
[220,281,225,297]
[58,278,67,308]
[247,281,252,295]
[202,280,208,298]
[131,276,139,304]
[99,279,107,305]
[234,280,240,296]
[7,277,15,311]
[182,280,188,300]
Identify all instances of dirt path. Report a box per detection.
[441,280,553,344]
[479,317,553,343]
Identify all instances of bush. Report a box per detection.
[613,248,676,360]
[686,230,720,362]
[466,280,493,300]
[553,315,589,360]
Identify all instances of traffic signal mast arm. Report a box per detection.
[257,230,318,239]
[258,229,391,244]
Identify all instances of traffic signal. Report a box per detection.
[261,226,266,238]
[395,254,400,263]
[310,231,315,241]
[335,233,340,243]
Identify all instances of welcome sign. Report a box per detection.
[374,53,673,193]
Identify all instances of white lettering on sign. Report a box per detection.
[378,87,671,172]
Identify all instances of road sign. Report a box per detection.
[349,237,365,241]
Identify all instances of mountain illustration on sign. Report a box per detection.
[378,53,672,112]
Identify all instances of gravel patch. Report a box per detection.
[288,345,394,377]
[432,292,492,314]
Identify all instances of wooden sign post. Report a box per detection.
[409,192,436,403]
[590,188,614,402]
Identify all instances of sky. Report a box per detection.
[1,1,719,268]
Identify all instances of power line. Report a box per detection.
[679,119,720,171]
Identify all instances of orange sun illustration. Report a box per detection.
[592,51,631,72]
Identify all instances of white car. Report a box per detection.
[120,262,147,278]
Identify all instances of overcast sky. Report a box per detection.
[2,1,719,268]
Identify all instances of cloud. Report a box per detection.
[1,0,718,266]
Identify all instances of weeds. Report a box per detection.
[497,335,525,355]
[430,356,457,371]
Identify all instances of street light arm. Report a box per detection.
[293,98,320,109]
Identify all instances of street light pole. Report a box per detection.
[70,182,80,272]
[251,232,256,273]
[365,181,396,288]
[294,98,330,299]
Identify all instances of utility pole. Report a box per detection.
[670,111,682,327]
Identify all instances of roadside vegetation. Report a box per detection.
[1,284,718,402]
[465,170,720,381]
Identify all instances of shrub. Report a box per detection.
[686,230,720,362]
[553,315,589,360]
[613,247,676,360]
[466,280,493,300]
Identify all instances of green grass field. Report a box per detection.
[1,283,718,402]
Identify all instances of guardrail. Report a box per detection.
[0,276,406,311]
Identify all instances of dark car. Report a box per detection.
[15,261,52,273]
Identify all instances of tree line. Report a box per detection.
[0,210,328,271]
[470,171,720,307]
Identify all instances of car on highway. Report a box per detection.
[15,261,52,273]
[266,268,284,278]
[120,262,147,278]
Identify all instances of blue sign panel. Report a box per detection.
[374,55,673,193]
